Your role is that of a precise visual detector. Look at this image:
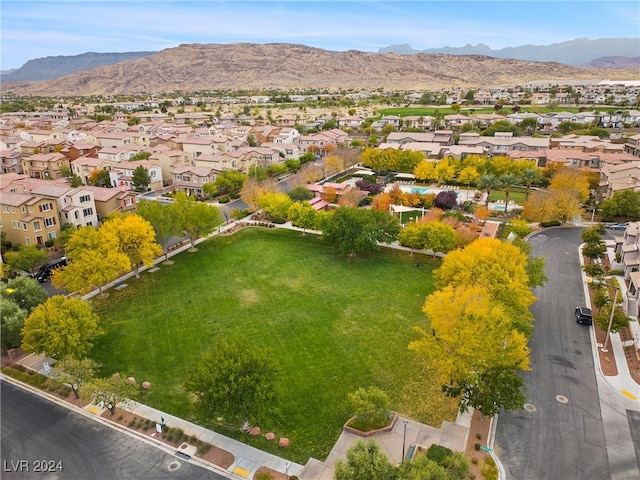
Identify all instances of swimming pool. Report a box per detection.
[408,186,458,196]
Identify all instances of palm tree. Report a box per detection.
[478,173,499,208]
[520,168,541,200]
[499,173,520,212]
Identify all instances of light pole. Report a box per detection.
[601,286,619,353]
[401,419,409,464]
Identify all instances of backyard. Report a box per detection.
[89,227,459,463]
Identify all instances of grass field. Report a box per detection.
[90,228,458,463]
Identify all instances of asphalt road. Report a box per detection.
[1,381,226,480]
[495,227,610,479]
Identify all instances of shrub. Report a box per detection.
[540,220,561,227]
[255,473,274,480]
[608,269,624,276]
[218,197,230,204]
[426,444,454,465]
[347,386,391,432]
[583,264,604,278]
[482,456,499,480]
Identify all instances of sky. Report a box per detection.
[2,0,639,70]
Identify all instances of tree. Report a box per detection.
[240,177,278,211]
[131,164,151,192]
[334,440,396,480]
[520,168,541,200]
[0,297,27,353]
[410,285,530,416]
[51,226,130,295]
[174,193,223,251]
[551,190,583,224]
[88,169,111,187]
[595,302,629,334]
[101,214,162,279]
[320,207,400,257]
[434,158,455,184]
[325,155,345,175]
[21,296,102,359]
[399,221,457,257]
[184,337,280,425]
[287,185,314,202]
[53,356,100,399]
[414,160,436,182]
[435,237,538,335]
[83,374,135,415]
[548,167,590,202]
[457,166,480,189]
[1,275,47,312]
[4,245,48,275]
[287,201,318,234]
[137,200,182,262]
[347,386,391,432]
[256,191,293,220]
[520,117,539,134]
[433,190,458,210]
[600,190,640,220]
[498,173,520,212]
[477,174,499,208]
[522,191,556,223]
[214,170,246,195]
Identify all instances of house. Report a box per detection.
[4,177,98,228]
[385,131,454,146]
[172,166,219,197]
[1,150,23,174]
[109,161,163,191]
[70,156,117,185]
[457,133,549,157]
[147,148,193,183]
[597,161,640,200]
[295,129,349,155]
[0,191,61,246]
[60,140,99,161]
[614,222,640,318]
[81,185,138,220]
[20,152,70,180]
[625,134,640,157]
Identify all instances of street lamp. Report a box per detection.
[601,285,619,353]
[401,419,409,464]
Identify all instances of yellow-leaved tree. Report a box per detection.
[410,284,530,416]
[413,159,436,182]
[101,213,162,279]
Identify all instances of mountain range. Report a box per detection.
[377,37,640,66]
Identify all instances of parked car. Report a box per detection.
[575,306,593,325]
[607,223,628,230]
[34,257,67,283]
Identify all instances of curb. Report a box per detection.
[0,375,236,479]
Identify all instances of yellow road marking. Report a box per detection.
[87,406,101,414]
[621,390,638,401]
[232,466,249,477]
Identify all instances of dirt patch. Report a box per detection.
[464,410,493,479]
[593,321,619,376]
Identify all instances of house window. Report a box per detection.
[21,206,26,213]
[25,237,30,245]
[22,223,28,230]
[83,208,93,217]
[202,178,208,183]
[47,232,56,240]
[36,236,44,245]
[74,211,79,219]
[1,206,8,214]
[175,175,182,180]
[44,217,56,227]
[12,220,20,229]
[80,194,90,202]
[33,221,41,231]
[124,197,134,207]
[40,202,52,212]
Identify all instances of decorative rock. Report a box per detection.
[112,373,121,380]
[142,381,151,390]
[265,432,275,441]
[278,437,290,447]
[249,427,261,436]
[127,376,136,384]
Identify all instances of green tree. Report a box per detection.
[1,275,48,312]
[184,336,280,425]
[174,193,223,250]
[256,191,293,220]
[520,117,539,134]
[101,213,162,279]
[334,440,397,480]
[320,207,400,257]
[287,185,314,202]
[83,374,135,415]
[520,168,542,200]
[88,169,111,187]
[477,173,500,208]
[4,245,48,275]
[0,297,27,352]
[398,221,457,257]
[600,190,640,220]
[214,170,246,195]
[137,200,182,262]
[21,296,102,359]
[131,164,151,192]
[499,173,520,212]
[595,302,630,334]
[347,386,391,432]
[53,356,100,399]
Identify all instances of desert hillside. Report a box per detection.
[4,43,638,96]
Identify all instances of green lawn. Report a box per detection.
[90,228,458,463]
[489,189,528,204]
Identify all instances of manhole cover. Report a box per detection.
[556,395,569,404]
[523,403,536,412]
[167,460,181,472]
